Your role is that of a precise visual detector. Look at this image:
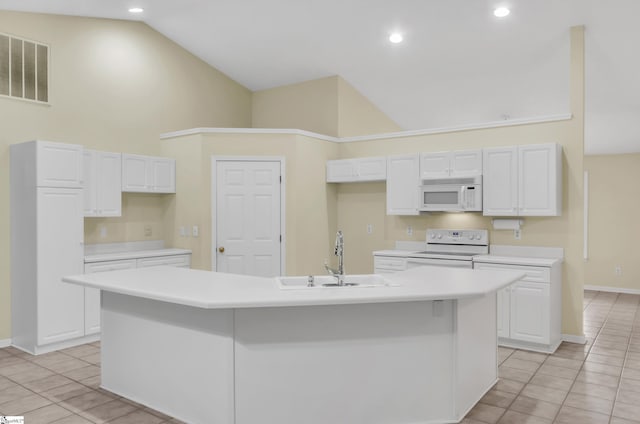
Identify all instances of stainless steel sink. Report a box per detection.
[276,274,397,290]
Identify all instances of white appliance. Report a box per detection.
[419,176,482,212]
[406,229,488,269]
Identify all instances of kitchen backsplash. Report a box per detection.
[84,193,172,244]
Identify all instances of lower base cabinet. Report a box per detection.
[474,260,561,353]
[84,259,137,335]
[373,255,408,274]
[84,253,191,335]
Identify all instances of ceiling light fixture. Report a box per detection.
[389,33,403,44]
[493,7,510,18]
[128,7,144,13]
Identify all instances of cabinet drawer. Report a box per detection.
[84,259,136,274]
[374,256,407,271]
[474,263,550,283]
[136,255,191,268]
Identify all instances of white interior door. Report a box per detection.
[215,160,282,277]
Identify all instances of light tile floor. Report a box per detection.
[464,290,640,424]
[0,290,638,423]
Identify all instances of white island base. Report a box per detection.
[101,291,497,424]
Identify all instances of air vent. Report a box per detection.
[0,32,49,103]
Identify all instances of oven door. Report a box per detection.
[406,257,473,269]
[419,185,463,212]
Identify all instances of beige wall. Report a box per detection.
[252,76,339,136]
[337,77,401,137]
[251,76,401,137]
[0,11,252,340]
[584,154,640,291]
[161,132,339,275]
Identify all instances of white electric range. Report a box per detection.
[405,229,489,269]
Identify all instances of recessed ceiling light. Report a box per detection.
[389,33,403,44]
[128,7,144,13]
[494,7,510,18]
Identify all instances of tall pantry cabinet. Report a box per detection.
[10,141,92,355]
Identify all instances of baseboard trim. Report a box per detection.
[562,334,587,344]
[0,339,11,348]
[585,285,640,295]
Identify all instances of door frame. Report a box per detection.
[211,156,286,275]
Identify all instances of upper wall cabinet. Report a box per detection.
[420,149,482,180]
[36,141,84,188]
[122,154,176,193]
[483,143,562,217]
[386,154,420,215]
[83,150,122,217]
[326,157,387,182]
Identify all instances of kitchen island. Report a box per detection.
[63,266,523,424]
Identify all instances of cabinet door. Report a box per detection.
[497,287,510,338]
[36,142,83,188]
[450,149,482,177]
[151,158,176,193]
[483,147,518,216]
[356,157,387,181]
[122,154,150,192]
[83,150,97,216]
[96,152,122,216]
[518,144,561,216]
[419,151,451,180]
[326,159,356,182]
[84,259,136,335]
[386,154,420,215]
[509,281,550,344]
[36,188,84,345]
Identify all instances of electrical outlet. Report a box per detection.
[407,226,413,236]
[615,265,622,276]
[514,229,521,240]
[192,225,199,237]
[144,224,152,237]
[366,224,373,234]
[179,226,186,237]
[99,226,107,238]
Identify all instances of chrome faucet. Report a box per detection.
[324,230,345,285]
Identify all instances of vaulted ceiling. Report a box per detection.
[1,0,639,154]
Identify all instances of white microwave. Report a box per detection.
[419,176,482,212]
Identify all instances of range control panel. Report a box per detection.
[426,229,488,245]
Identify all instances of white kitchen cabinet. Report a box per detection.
[84,259,136,335]
[482,147,518,216]
[326,157,386,182]
[36,141,84,188]
[473,259,561,353]
[10,140,90,355]
[509,281,550,344]
[386,154,420,215]
[83,253,190,335]
[122,153,176,193]
[420,149,482,180]
[83,150,122,217]
[483,143,562,217]
[373,255,408,274]
[518,144,562,216]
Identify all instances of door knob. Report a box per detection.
[218,247,225,253]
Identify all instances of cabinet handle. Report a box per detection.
[218,247,225,253]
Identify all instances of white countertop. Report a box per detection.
[63,266,524,309]
[85,248,192,263]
